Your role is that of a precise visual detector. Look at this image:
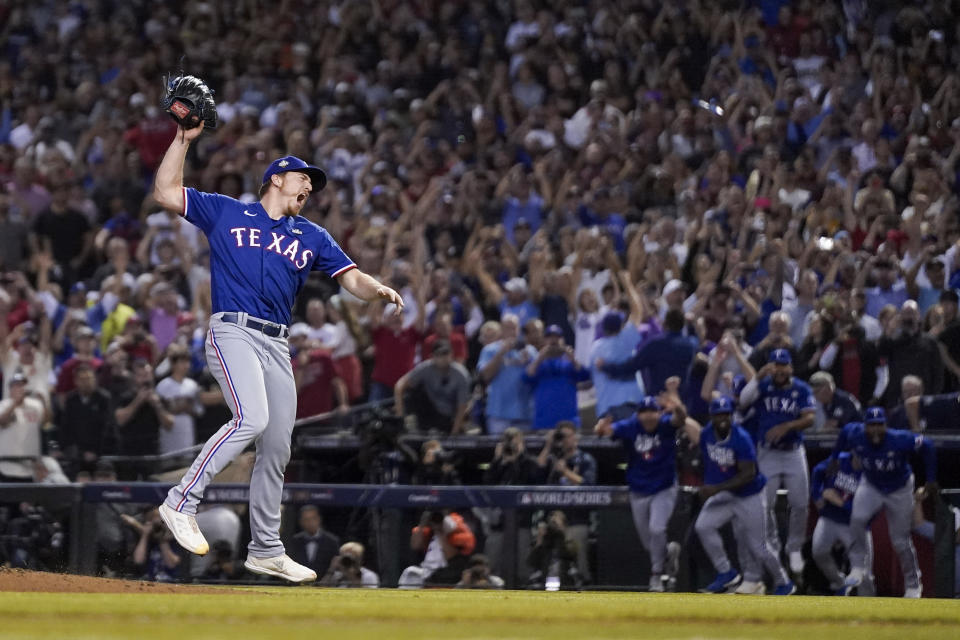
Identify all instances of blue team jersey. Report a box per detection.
[811,452,861,524]
[752,377,816,449]
[611,413,677,495]
[700,423,766,497]
[831,423,937,494]
[183,188,355,325]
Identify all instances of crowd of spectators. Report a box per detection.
[4,0,960,474]
[2,0,960,586]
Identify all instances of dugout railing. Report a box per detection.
[0,481,956,595]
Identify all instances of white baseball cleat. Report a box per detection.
[648,574,665,593]
[158,504,209,555]
[903,586,922,599]
[731,580,766,595]
[788,551,805,575]
[245,553,317,583]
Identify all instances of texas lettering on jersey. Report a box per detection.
[763,394,804,415]
[229,227,314,270]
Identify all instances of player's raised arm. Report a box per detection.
[153,123,204,213]
[336,268,404,313]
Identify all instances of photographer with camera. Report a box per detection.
[527,510,582,590]
[456,554,504,589]
[131,508,182,582]
[535,421,597,581]
[399,509,476,588]
[413,439,460,485]
[481,427,542,576]
[201,540,242,581]
[321,541,380,588]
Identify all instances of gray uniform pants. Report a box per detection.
[629,485,678,574]
[849,475,920,592]
[695,490,788,586]
[758,445,809,555]
[811,516,875,595]
[165,314,296,558]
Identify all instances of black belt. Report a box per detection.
[220,312,289,338]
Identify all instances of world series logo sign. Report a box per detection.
[518,491,615,506]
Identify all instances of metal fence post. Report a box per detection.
[934,492,956,598]
[502,507,517,589]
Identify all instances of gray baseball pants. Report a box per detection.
[848,475,920,592]
[165,313,296,559]
[758,445,809,555]
[811,516,875,595]
[629,485,678,575]
[695,490,789,585]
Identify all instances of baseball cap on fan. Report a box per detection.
[262,156,327,192]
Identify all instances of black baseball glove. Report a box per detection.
[160,74,218,130]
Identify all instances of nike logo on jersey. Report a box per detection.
[292,228,302,235]
[243,209,257,217]
[229,227,314,269]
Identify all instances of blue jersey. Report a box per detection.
[700,423,766,498]
[831,423,937,494]
[183,188,355,325]
[811,452,861,524]
[611,414,677,495]
[751,377,816,449]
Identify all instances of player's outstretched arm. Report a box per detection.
[336,268,404,313]
[153,123,205,213]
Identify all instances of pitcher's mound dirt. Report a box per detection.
[0,568,236,594]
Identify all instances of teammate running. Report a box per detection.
[695,396,795,595]
[594,387,701,592]
[739,349,816,575]
[831,407,938,598]
[152,122,403,583]
[810,451,875,596]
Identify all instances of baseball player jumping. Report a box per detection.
[739,349,816,576]
[831,407,938,597]
[810,451,875,596]
[152,122,403,583]
[594,389,701,592]
[695,396,795,595]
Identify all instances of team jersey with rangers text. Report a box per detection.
[751,377,816,449]
[182,188,355,325]
[700,423,766,497]
[831,423,937,494]
[810,452,861,524]
[611,413,676,495]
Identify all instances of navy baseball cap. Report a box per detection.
[769,348,792,365]
[637,396,660,413]
[864,407,886,424]
[262,156,327,192]
[601,311,623,335]
[709,396,735,415]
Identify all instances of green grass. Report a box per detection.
[2,587,960,640]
